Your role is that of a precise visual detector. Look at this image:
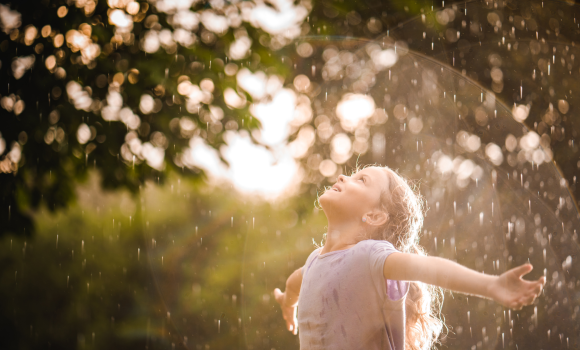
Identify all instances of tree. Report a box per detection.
[0,0,312,236]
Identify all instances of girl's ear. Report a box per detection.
[365,210,388,226]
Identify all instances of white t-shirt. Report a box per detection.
[297,239,409,350]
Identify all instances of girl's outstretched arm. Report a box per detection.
[383,253,546,310]
[273,267,302,335]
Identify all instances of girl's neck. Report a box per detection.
[321,221,365,254]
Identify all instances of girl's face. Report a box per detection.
[319,166,390,223]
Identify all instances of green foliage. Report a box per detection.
[0,171,327,349]
[0,0,266,237]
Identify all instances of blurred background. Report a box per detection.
[1,0,580,349]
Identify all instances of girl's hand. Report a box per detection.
[490,263,546,310]
[273,287,298,335]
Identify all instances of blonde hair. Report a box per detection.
[315,164,447,350]
[374,166,446,350]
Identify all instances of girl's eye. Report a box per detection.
[359,177,365,183]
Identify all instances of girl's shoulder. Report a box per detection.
[359,239,398,254]
[306,245,322,260]
[359,238,396,248]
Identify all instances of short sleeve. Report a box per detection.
[386,279,409,301]
[368,240,402,296]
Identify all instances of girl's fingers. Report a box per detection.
[531,280,544,296]
[274,288,284,303]
[512,263,533,278]
[274,287,298,334]
[524,294,535,305]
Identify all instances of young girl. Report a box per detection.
[273,165,546,350]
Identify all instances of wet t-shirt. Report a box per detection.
[297,239,409,350]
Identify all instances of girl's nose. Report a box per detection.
[338,174,346,182]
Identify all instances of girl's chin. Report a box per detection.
[318,192,337,205]
[320,192,336,199]
[322,189,339,196]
